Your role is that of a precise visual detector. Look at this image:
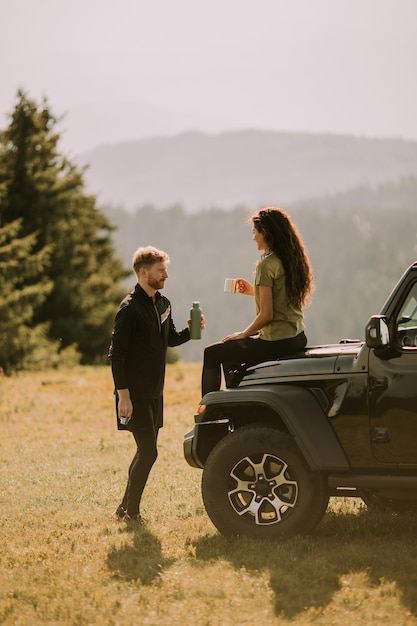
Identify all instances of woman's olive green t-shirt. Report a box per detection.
[254,252,305,341]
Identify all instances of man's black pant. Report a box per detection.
[121,397,162,518]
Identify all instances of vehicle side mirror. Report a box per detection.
[365,315,390,349]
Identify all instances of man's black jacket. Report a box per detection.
[109,284,190,400]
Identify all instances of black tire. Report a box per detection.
[202,425,328,538]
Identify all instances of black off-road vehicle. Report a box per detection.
[184,262,417,537]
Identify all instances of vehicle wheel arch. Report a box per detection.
[203,385,349,472]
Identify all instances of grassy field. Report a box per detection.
[1,363,417,626]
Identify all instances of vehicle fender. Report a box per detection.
[203,385,350,471]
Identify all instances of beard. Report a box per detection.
[148,277,165,291]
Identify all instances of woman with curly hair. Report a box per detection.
[201,207,313,395]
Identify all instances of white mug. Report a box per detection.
[224,278,237,293]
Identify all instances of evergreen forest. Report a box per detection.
[0,91,127,373]
[105,192,417,363]
[1,91,417,371]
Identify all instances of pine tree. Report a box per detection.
[0,91,128,364]
[0,218,65,373]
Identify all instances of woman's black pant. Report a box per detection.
[201,332,307,395]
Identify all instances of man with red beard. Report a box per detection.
[109,246,195,523]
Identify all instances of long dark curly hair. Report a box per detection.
[251,207,313,308]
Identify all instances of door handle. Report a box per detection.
[370,427,390,443]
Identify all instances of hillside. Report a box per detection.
[104,177,417,362]
[81,129,417,212]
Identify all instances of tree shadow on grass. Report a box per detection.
[192,507,417,619]
[107,525,174,584]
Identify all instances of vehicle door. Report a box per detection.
[369,279,417,466]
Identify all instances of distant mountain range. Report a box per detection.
[80,130,417,212]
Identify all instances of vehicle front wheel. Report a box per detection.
[202,425,328,538]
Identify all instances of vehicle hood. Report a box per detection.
[233,341,365,386]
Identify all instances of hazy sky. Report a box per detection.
[2,0,417,154]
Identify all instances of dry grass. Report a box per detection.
[1,363,417,625]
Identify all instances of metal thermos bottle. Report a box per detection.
[190,301,202,340]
